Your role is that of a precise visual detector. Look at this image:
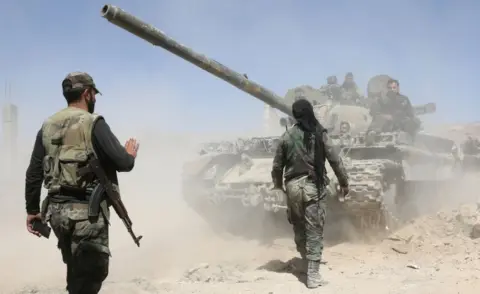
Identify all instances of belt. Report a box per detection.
[48,186,92,203]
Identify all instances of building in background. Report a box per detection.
[2,102,18,172]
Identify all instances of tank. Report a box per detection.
[100,5,457,237]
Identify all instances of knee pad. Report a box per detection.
[73,241,110,282]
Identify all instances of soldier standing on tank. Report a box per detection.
[320,75,343,102]
[341,72,363,101]
[326,75,338,86]
[293,88,308,103]
[25,72,139,294]
[271,99,349,289]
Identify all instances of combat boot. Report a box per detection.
[306,260,328,289]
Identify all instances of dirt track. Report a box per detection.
[2,133,480,294]
[4,201,480,294]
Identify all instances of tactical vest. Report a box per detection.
[41,107,102,194]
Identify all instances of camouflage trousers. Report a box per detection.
[285,175,327,261]
[44,200,110,294]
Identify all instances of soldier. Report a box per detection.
[462,135,480,155]
[24,72,139,294]
[320,75,343,102]
[341,72,363,99]
[369,79,419,136]
[339,121,351,136]
[293,88,307,102]
[271,99,349,288]
[326,75,338,85]
[338,121,353,146]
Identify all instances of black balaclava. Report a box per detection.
[292,99,326,188]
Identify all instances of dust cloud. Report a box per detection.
[1,121,480,293]
[0,84,479,294]
[0,130,290,293]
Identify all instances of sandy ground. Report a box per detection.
[2,132,480,294]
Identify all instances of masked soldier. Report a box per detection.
[24,72,139,294]
[271,99,349,288]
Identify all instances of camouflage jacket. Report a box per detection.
[320,84,343,101]
[370,92,415,121]
[341,83,363,97]
[462,138,480,155]
[271,124,349,188]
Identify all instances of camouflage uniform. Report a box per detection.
[341,83,363,98]
[462,136,480,155]
[271,124,349,288]
[45,202,110,293]
[40,73,109,293]
[341,72,363,104]
[326,75,338,85]
[320,84,343,102]
[369,92,418,135]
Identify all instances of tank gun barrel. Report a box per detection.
[100,4,292,116]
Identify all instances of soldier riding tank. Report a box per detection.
[100,5,459,236]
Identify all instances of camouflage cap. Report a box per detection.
[62,72,101,95]
[345,72,353,78]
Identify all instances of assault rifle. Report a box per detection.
[79,157,143,247]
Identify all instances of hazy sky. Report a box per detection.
[0,0,478,140]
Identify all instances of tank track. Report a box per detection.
[339,159,402,235]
